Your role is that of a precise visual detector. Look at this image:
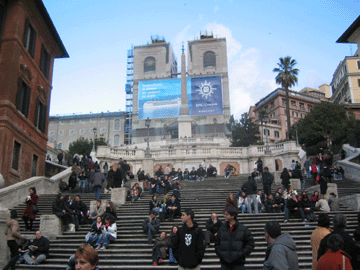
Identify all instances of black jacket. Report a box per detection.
[241,179,257,195]
[262,172,274,185]
[30,236,50,258]
[72,200,88,215]
[286,198,300,212]
[280,171,291,186]
[52,199,65,214]
[215,221,255,266]
[205,217,222,235]
[173,222,205,268]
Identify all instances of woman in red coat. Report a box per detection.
[21,187,39,231]
[317,234,353,270]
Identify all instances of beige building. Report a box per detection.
[48,111,126,151]
[253,88,322,142]
[130,34,230,144]
[330,56,360,104]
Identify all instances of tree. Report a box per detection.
[290,102,356,155]
[226,113,259,147]
[273,56,299,140]
[68,137,92,157]
[93,136,108,151]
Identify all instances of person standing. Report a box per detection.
[4,210,24,270]
[256,157,263,176]
[262,167,274,195]
[21,187,38,231]
[57,150,63,165]
[106,165,115,190]
[264,221,299,270]
[172,208,205,270]
[93,169,105,200]
[215,207,254,270]
[310,213,331,270]
[241,176,258,214]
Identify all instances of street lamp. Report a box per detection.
[92,127,97,152]
[145,117,152,158]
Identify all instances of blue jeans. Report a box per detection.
[79,180,87,193]
[146,223,157,243]
[96,233,115,247]
[247,194,258,214]
[301,180,306,190]
[94,186,101,200]
[23,253,46,265]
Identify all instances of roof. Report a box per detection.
[34,0,69,58]
[337,16,360,43]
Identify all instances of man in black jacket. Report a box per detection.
[262,167,273,195]
[241,176,258,214]
[284,193,306,223]
[317,213,359,269]
[166,195,180,221]
[205,213,222,248]
[173,208,205,270]
[215,207,255,269]
[73,195,89,225]
[23,231,50,265]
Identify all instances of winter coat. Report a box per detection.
[90,221,104,235]
[52,199,65,214]
[22,194,39,220]
[5,218,22,242]
[317,249,353,270]
[93,172,105,188]
[310,226,332,270]
[262,172,274,185]
[264,232,299,270]
[299,199,313,214]
[153,236,168,259]
[172,222,205,268]
[101,223,117,238]
[29,236,50,258]
[241,179,257,195]
[280,171,291,187]
[215,221,254,266]
[328,197,340,211]
[315,199,330,212]
[142,217,160,233]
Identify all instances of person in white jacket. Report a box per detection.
[95,215,117,250]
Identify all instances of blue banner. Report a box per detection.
[138,76,223,119]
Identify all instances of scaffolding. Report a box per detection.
[125,46,134,144]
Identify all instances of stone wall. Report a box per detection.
[339,194,360,211]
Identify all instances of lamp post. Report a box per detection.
[264,117,271,154]
[92,127,97,152]
[145,117,152,158]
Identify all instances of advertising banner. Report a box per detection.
[138,76,223,119]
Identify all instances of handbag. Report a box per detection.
[32,204,39,214]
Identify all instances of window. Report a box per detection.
[263,129,270,136]
[101,118,105,123]
[58,130,64,136]
[114,135,120,146]
[203,51,216,68]
[100,128,106,135]
[31,155,38,177]
[23,20,36,58]
[114,119,121,131]
[144,56,155,72]
[49,131,54,137]
[292,111,298,117]
[16,78,31,117]
[282,99,286,106]
[57,142,63,149]
[34,98,47,133]
[358,79,360,87]
[301,113,306,118]
[12,141,21,170]
[357,60,360,69]
[270,112,275,118]
[89,128,94,134]
[40,44,51,79]
[68,141,72,148]
[79,129,85,135]
[69,130,75,136]
[274,131,280,138]
[291,100,296,108]
[308,105,312,111]
[299,102,305,111]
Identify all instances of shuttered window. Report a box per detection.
[16,78,31,117]
[40,44,51,79]
[34,98,47,133]
[23,19,37,58]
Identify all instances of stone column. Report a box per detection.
[39,215,62,240]
[111,188,128,206]
[142,158,154,177]
[0,207,10,268]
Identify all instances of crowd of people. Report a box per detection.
[4,154,360,270]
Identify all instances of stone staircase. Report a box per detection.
[12,176,360,270]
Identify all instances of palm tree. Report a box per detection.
[273,56,299,140]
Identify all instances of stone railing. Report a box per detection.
[0,167,72,209]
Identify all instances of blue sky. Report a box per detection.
[44,0,359,119]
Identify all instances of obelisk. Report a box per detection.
[178,44,192,138]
